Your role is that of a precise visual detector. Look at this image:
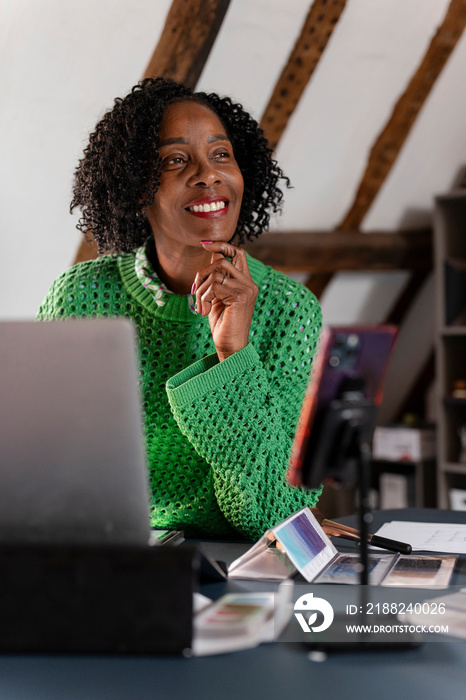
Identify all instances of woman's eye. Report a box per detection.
[162,156,186,170]
[213,151,230,160]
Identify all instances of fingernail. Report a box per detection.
[200,240,213,245]
[191,282,196,295]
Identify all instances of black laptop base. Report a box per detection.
[0,543,197,655]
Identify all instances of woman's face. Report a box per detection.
[147,100,244,251]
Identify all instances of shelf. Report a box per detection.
[436,189,466,201]
[444,397,466,406]
[371,459,436,508]
[446,257,466,272]
[371,458,434,466]
[439,462,466,475]
[440,325,466,335]
[435,191,466,507]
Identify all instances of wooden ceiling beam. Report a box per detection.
[385,270,429,326]
[260,0,348,151]
[258,0,346,298]
[143,0,231,86]
[304,272,333,300]
[340,0,466,229]
[395,350,435,422]
[243,229,432,273]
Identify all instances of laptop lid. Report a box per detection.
[0,318,152,546]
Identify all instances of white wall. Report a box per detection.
[0,0,171,319]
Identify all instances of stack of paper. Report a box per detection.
[192,582,294,656]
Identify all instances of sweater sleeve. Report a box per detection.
[36,276,66,320]
[166,287,323,540]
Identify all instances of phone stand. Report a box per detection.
[301,384,420,649]
[302,395,377,584]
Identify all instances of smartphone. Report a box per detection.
[288,325,398,489]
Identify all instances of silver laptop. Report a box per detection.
[0,318,152,546]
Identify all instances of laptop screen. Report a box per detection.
[0,319,152,546]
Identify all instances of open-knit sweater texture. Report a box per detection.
[37,252,323,540]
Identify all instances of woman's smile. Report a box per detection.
[185,195,229,217]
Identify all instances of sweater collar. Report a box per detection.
[134,241,197,314]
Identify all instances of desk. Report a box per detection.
[1,509,466,700]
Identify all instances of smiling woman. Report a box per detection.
[37,77,323,540]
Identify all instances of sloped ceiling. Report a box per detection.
[2,0,466,419]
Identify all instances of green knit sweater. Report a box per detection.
[37,252,322,540]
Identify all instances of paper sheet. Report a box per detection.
[373,521,466,554]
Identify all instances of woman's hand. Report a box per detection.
[192,241,258,362]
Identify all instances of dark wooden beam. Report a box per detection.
[258,0,347,295]
[304,271,334,300]
[73,0,230,265]
[395,350,435,422]
[305,272,333,300]
[340,0,466,229]
[260,0,348,151]
[243,229,432,273]
[387,273,435,423]
[143,0,231,87]
[385,270,430,326]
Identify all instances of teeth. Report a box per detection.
[190,201,226,213]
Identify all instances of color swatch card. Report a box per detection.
[272,508,338,581]
[229,507,338,582]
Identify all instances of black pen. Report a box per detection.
[311,509,412,555]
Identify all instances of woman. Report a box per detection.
[38,77,322,540]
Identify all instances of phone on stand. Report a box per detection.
[288,325,398,489]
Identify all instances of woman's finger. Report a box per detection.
[200,240,251,276]
[195,271,256,317]
[195,271,226,316]
[193,254,251,293]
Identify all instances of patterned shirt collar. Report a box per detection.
[134,242,196,313]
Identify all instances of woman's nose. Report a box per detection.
[188,158,221,186]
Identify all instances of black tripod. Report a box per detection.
[302,387,377,585]
[301,380,418,649]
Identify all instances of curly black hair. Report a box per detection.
[71,77,290,253]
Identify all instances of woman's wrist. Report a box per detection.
[217,349,235,362]
[216,338,249,362]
